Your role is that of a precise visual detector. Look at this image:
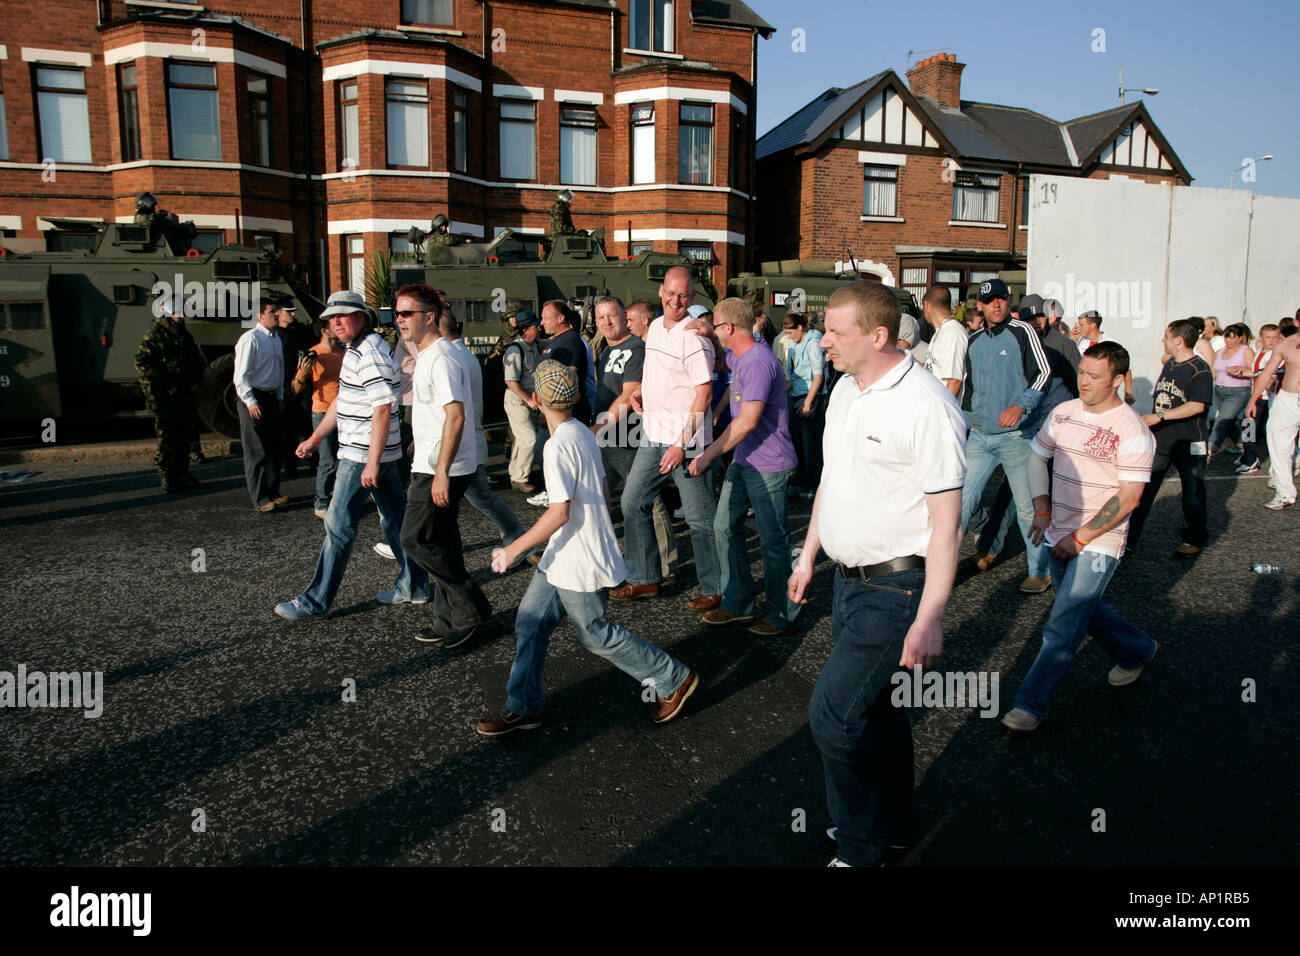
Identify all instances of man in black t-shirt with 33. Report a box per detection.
[1126,319,1213,558]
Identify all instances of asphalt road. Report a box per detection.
[0,448,1296,866]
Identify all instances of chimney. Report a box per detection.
[906,53,965,109]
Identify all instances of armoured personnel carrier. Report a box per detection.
[726,260,921,327]
[0,216,321,438]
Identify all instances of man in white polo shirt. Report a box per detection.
[275,290,425,620]
[397,283,495,647]
[788,281,966,868]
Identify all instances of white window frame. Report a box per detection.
[386,77,429,167]
[631,103,655,185]
[559,104,597,186]
[339,80,359,170]
[863,164,898,217]
[629,0,675,54]
[678,101,712,185]
[166,60,221,162]
[951,171,1001,224]
[35,65,93,163]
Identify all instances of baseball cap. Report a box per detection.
[1042,298,1064,319]
[533,359,578,411]
[320,290,369,319]
[514,309,540,329]
[1017,293,1044,322]
[277,299,297,312]
[978,279,1010,303]
[686,304,712,319]
[1079,309,1103,322]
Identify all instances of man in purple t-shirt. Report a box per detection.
[690,298,801,635]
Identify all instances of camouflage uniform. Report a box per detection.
[135,315,207,488]
[548,198,576,238]
[430,229,464,246]
[488,305,524,360]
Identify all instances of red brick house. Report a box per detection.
[0,1,772,296]
[756,53,1191,305]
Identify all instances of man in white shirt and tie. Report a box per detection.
[233,297,288,512]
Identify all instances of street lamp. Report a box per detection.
[1229,154,1274,189]
[1117,66,1159,106]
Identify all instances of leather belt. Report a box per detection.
[836,555,926,581]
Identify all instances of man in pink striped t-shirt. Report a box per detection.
[1001,341,1160,732]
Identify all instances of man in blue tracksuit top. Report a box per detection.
[960,278,1053,593]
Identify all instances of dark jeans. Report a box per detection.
[1240,398,1270,467]
[310,410,338,511]
[237,389,282,509]
[401,472,493,640]
[281,391,310,475]
[1127,439,1208,551]
[789,393,825,489]
[809,568,922,867]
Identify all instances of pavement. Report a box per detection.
[0,447,1295,866]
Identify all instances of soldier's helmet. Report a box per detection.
[557,189,574,204]
[432,214,450,230]
[136,191,158,215]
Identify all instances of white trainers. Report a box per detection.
[527,491,550,507]
[1001,708,1041,732]
[827,858,852,867]
[1264,495,1295,511]
[374,542,395,560]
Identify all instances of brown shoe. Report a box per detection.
[748,619,791,637]
[526,553,542,567]
[477,710,543,736]
[609,582,660,601]
[701,608,756,626]
[974,551,997,572]
[273,495,290,507]
[686,594,723,612]
[1019,575,1051,594]
[511,480,536,494]
[651,670,700,724]
[1174,543,1202,558]
[257,501,277,513]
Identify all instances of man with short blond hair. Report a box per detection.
[789,280,965,867]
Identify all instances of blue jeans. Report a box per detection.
[620,442,721,594]
[810,569,922,867]
[1209,385,1251,449]
[464,465,524,545]
[505,569,691,717]
[969,472,1015,557]
[960,428,1049,578]
[310,410,338,512]
[1014,551,1157,717]
[715,462,801,627]
[296,457,428,613]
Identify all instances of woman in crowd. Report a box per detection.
[1210,323,1256,457]
[1203,317,1226,354]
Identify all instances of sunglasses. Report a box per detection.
[395,309,428,318]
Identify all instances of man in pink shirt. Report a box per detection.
[610,265,721,608]
[1002,341,1160,732]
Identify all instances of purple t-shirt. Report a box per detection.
[728,342,797,473]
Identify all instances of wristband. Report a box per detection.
[309,436,321,447]
[1073,532,1087,548]
[1033,512,1050,517]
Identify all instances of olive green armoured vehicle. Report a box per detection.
[0,217,321,438]
[390,227,713,422]
[726,260,921,326]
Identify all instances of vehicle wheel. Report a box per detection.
[199,351,240,437]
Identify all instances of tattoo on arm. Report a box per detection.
[1085,496,1121,530]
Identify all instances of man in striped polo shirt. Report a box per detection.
[1001,342,1159,732]
[275,290,427,620]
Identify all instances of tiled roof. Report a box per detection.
[756,72,890,160]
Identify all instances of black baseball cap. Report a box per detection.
[514,309,540,329]
[978,279,1010,303]
[1018,293,1045,321]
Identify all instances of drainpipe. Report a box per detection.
[480,1,489,235]
[301,0,317,294]
[1008,162,1022,261]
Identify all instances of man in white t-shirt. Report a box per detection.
[478,361,699,735]
[921,285,966,400]
[395,283,494,648]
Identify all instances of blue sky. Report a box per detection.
[752,0,1299,198]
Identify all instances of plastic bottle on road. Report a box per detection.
[1251,563,1283,575]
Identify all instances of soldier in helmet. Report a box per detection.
[429,213,464,246]
[132,191,158,227]
[548,189,578,238]
[135,292,207,493]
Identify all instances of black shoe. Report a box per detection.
[442,623,480,650]
[823,825,912,853]
[184,473,202,488]
[164,480,185,494]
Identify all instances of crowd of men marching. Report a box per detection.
[135,269,1299,867]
